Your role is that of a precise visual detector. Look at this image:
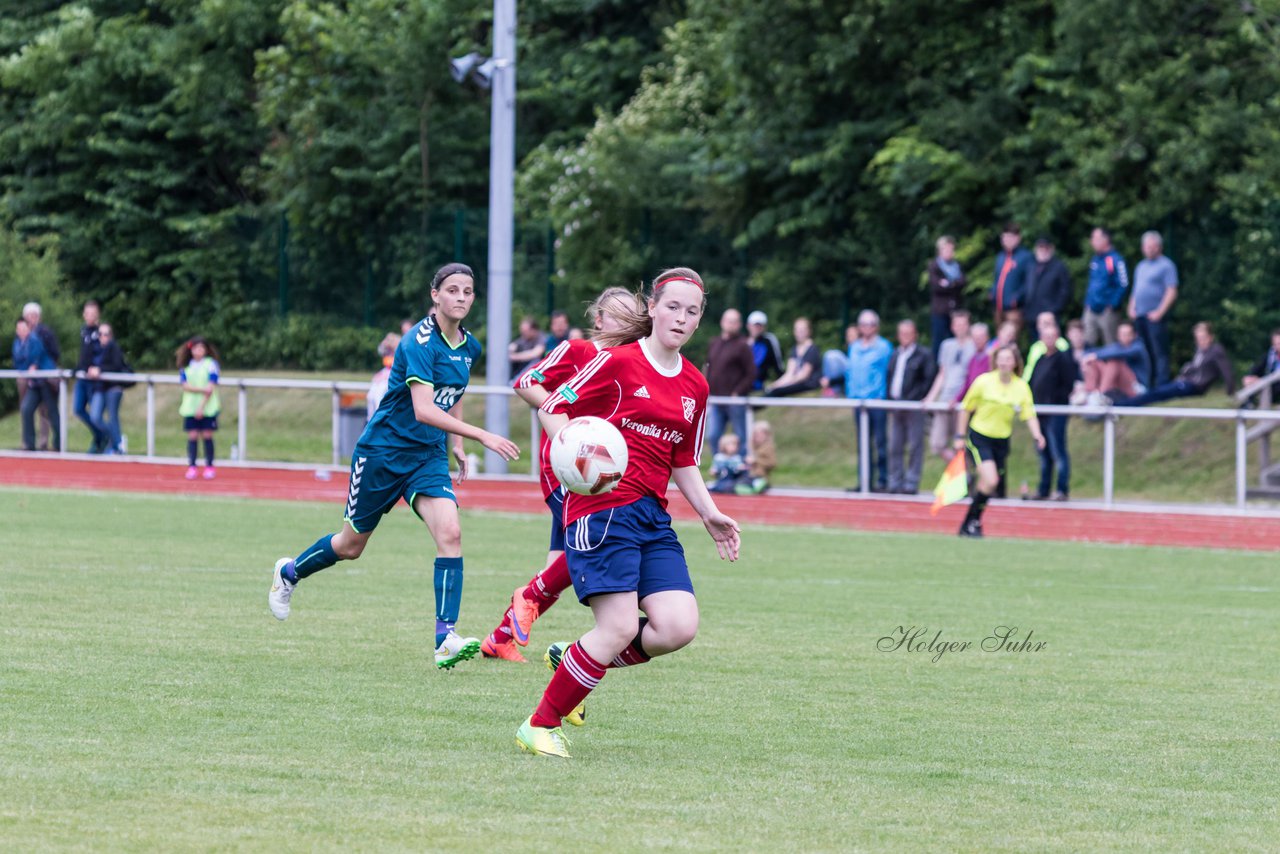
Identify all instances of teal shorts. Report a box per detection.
[342,445,455,533]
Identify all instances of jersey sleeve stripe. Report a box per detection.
[692,407,707,465]
[519,340,572,388]
[541,351,611,413]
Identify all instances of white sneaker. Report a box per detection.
[1086,390,1107,408]
[435,632,481,670]
[269,558,295,620]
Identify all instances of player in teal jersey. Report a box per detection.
[267,263,521,670]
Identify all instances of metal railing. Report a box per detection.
[5,368,1280,507]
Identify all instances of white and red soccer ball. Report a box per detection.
[549,416,629,496]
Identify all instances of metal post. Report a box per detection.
[331,387,341,467]
[57,374,68,454]
[484,0,516,474]
[1103,413,1116,506]
[1236,415,1248,508]
[858,405,870,495]
[146,381,156,458]
[238,384,248,463]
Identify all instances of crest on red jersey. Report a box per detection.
[681,396,696,423]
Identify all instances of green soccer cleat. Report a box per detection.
[435,632,481,670]
[516,716,571,758]
[544,641,587,726]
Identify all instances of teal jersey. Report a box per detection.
[359,315,483,454]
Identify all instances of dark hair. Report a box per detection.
[550,310,568,322]
[176,335,220,368]
[950,309,971,322]
[1194,321,1213,336]
[1034,236,1053,248]
[519,314,540,330]
[1066,319,1085,332]
[1002,221,1021,236]
[430,262,474,291]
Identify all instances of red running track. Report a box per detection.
[2,455,1278,551]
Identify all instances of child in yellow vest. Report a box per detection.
[177,336,221,480]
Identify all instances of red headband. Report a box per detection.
[658,276,703,291]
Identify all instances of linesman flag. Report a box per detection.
[930,452,968,516]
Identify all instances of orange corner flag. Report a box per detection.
[931,452,968,516]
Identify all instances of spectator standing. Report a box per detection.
[88,323,129,454]
[12,317,61,451]
[955,322,993,402]
[1023,238,1072,328]
[1242,329,1280,401]
[177,336,222,480]
[990,222,1034,333]
[74,300,105,452]
[22,302,60,450]
[1115,322,1234,406]
[703,308,757,453]
[1083,227,1129,347]
[885,319,936,494]
[746,311,784,391]
[1129,231,1179,386]
[924,310,976,461]
[545,310,570,351]
[1079,321,1150,405]
[508,316,546,377]
[844,310,893,491]
[367,332,401,419]
[765,317,822,397]
[1027,318,1078,500]
[1024,311,1070,379]
[927,235,967,360]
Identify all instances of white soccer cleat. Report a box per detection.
[435,632,482,670]
[269,557,295,620]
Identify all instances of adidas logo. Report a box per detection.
[633,386,651,398]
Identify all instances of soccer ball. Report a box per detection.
[549,416,629,496]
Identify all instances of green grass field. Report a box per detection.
[3,488,1278,851]
[0,373,1264,503]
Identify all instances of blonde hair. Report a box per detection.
[592,267,706,349]
[585,286,644,335]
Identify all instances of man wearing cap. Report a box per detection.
[1023,238,1072,329]
[703,308,757,454]
[746,310,784,391]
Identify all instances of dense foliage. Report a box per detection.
[3,1,1280,370]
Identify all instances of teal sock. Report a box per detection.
[295,534,338,580]
[434,556,464,647]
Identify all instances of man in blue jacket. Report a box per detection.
[990,222,1034,333]
[844,309,894,492]
[1083,227,1129,347]
[12,317,61,451]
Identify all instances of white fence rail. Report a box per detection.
[5,369,1280,507]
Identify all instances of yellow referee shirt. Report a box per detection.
[961,371,1035,439]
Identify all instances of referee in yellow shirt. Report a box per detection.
[953,345,1046,537]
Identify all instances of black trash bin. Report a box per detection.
[339,403,367,460]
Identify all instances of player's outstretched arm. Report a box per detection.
[514,384,551,409]
[672,466,741,562]
[410,382,520,461]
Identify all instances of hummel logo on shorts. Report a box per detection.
[633,386,651,398]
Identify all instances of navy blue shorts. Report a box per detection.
[183,415,219,432]
[342,445,455,534]
[564,496,693,604]
[547,487,566,552]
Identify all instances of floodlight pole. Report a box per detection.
[484,0,516,475]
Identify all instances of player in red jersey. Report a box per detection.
[514,267,741,758]
[480,287,645,665]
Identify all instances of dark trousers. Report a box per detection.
[887,409,926,493]
[1133,315,1169,387]
[73,380,103,446]
[930,313,952,362]
[21,381,60,451]
[1115,380,1199,407]
[1037,414,1070,497]
[855,407,888,489]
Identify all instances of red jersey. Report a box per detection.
[515,338,602,499]
[541,337,708,525]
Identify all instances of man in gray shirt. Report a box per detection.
[1129,230,1179,386]
[925,310,976,461]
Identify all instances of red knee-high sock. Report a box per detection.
[523,553,571,611]
[487,604,516,645]
[607,617,652,668]
[531,642,606,728]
